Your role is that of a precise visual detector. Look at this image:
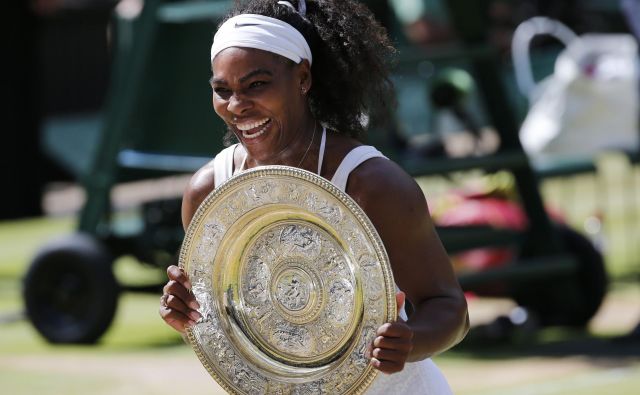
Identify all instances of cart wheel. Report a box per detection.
[515,225,608,327]
[23,233,119,344]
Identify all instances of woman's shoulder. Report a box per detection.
[342,147,430,236]
[324,131,419,201]
[348,154,421,203]
[182,159,216,229]
[182,144,243,228]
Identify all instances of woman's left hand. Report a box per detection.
[370,291,414,374]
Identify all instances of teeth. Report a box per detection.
[236,118,270,131]
[242,123,269,139]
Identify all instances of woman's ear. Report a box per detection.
[297,59,312,95]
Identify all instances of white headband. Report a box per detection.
[210,14,312,65]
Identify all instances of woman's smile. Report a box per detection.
[235,117,272,139]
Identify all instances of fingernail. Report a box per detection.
[370,358,380,367]
[188,320,197,327]
[189,300,200,310]
[185,281,193,290]
[189,311,201,321]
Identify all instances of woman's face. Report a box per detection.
[211,47,311,161]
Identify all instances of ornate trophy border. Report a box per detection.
[179,165,396,394]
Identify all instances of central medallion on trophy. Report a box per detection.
[269,262,322,325]
[274,268,312,311]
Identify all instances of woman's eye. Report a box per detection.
[249,81,267,89]
[213,87,231,99]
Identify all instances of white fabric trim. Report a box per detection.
[330,146,387,192]
[212,144,239,188]
[317,126,327,175]
[211,14,312,65]
[236,147,248,175]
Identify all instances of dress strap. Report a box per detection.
[213,144,239,188]
[330,145,387,192]
[235,147,247,175]
[317,126,327,175]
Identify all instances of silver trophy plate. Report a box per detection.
[179,166,396,394]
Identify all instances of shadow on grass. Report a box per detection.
[451,318,640,364]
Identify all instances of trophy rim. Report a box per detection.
[179,165,396,395]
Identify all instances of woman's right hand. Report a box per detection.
[159,265,201,333]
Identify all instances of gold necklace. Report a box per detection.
[296,122,317,169]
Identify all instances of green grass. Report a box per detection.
[0,216,74,326]
[0,293,181,355]
[0,370,115,395]
[0,216,74,278]
[448,365,640,395]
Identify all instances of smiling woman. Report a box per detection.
[159,1,469,394]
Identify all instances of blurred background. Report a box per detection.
[1,0,639,394]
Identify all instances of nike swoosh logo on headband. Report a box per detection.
[235,22,262,28]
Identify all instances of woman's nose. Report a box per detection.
[227,93,252,115]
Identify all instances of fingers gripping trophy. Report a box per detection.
[159,1,469,394]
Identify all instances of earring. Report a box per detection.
[301,86,307,95]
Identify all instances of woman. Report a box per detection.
[159,0,469,393]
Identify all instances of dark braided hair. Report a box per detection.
[222,0,396,141]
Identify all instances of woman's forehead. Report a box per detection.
[212,47,291,77]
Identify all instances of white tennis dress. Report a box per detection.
[211,128,453,395]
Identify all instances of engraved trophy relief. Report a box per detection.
[246,180,278,203]
[203,222,224,245]
[326,279,355,325]
[303,192,343,226]
[243,256,270,305]
[274,269,312,311]
[271,322,314,355]
[191,275,215,322]
[279,224,321,258]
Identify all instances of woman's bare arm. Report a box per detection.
[347,158,469,372]
[181,161,217,231]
